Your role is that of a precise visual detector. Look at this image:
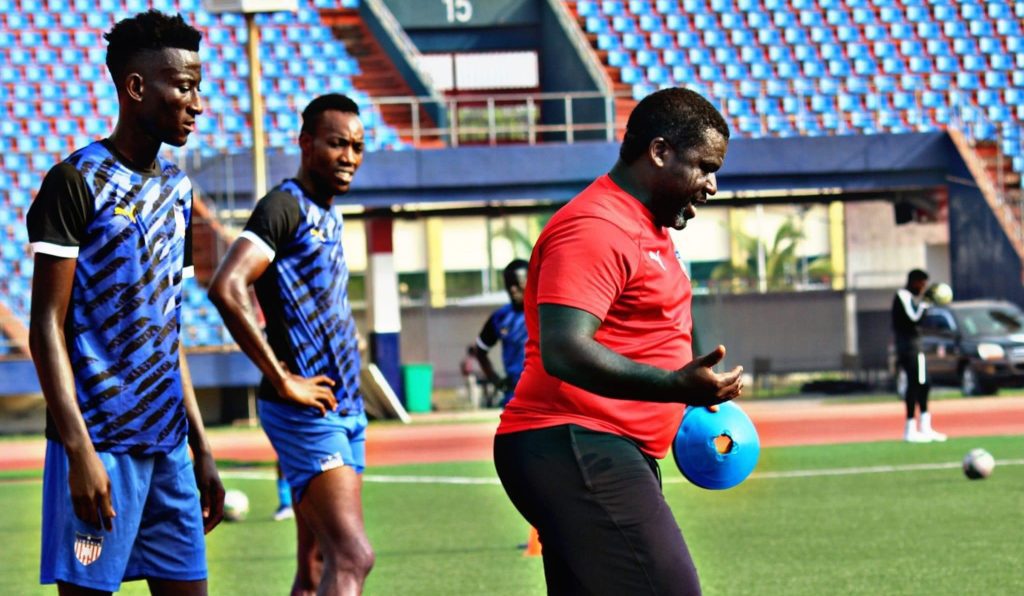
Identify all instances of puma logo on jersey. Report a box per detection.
[648,250,666,271]
[310,228,327,242]
[115,205,137,223]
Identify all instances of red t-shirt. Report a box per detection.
[496,174,694,458]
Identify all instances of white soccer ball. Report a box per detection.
[962,448,995,480]
[929,282,953,306]
[223,489,250,522]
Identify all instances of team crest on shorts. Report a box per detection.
[319,452,345,472]
[74,532,103,566]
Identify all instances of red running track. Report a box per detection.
[2,396,1021,470]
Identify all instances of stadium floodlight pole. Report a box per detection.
[203,0,298,200]
[245,12,267,199]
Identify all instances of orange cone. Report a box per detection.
[523,526,542,557]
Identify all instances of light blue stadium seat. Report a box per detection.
[609,49,633,68]
[622,32,647,50]
[655,0,680,13]
[978,36,1002,55]
[757,28,781,45]
[647,65,671,84]
[671,65,695,84]
[934,55,958,73]
[942,21,967,38]
[882,57,905,74]
[638,14,662,32]
[853,58,877,75]
[962,54,987,72]
[987,71,1011,89]
[916,21,940,40]
[612,15,637,33]
[955,72,980,90]
[827,60,849,77]
[649,31,673,48]
[577,0,598,17]
[766,79,788,98]
[892,91,915,110]
[750,62,772,80]
[784,27,808,44]
[596,32,620,50]
[908,56,932,74]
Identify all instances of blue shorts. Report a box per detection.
[258,400,368,504]
[40,439,206,592]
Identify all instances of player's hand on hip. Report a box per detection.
[194,451,225,533]
[280,373,338,415]
[674,345,744,408]
[66,449,116,531]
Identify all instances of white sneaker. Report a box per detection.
[904,428,931,443]
[919,414,947,442]
[273,505,294,521]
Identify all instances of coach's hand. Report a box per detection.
[279,373,338,415]
[674,345,743,408]
[67,448,116,531]
[194,451,225,533]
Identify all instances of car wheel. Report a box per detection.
[960,366,995,396]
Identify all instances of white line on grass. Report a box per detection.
[218,459,1024,485]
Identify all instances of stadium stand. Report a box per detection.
[0,0,406,352]
[2,0,1022,355]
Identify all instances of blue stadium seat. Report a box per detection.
[649,31,674,48]
[916,22,940,40]
[983,71,1007,88]
[934,55,958,73]
[955,72,980,90]
[942,21,967,38]
[882,57,905,74]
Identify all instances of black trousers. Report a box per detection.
[897,350,930,418]
[494,425,701,596]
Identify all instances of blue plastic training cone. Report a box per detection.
[672,401,760,490]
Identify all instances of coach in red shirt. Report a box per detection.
[494,88,742,595]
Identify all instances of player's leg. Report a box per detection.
[296,466,374,595]
[127,441,208,595]
[291,504,322,596]
[275,462,295,521]
[41,441,151,594]
[915,353,945,441]
[898,353,926,442]
[495,425,701,595]
[56,582,111,595]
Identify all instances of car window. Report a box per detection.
[923,311,954,331]
[956,306,1024,336]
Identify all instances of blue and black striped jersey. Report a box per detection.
[476,304,527,380]
[241,179,362,415]
[27,140,194,455]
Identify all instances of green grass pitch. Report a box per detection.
[0,435,1020,595]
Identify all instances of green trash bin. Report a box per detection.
[402,363,433,413]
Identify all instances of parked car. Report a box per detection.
[912,300,1024,396]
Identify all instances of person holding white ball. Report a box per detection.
[892,269,947,442]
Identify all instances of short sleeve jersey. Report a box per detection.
[26,140,194,455]
[496,175,693,458]
[476,303,527,380]
[240,179,363,415]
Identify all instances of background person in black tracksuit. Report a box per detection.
[892,269,946,442]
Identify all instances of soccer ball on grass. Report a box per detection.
[962,448,995,480]
[223,489,250,522]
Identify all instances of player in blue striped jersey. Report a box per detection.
[27,11,222,595]
[471,259,529,407]
[209,94,372,595]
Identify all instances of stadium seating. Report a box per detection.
[0,0,394,347]
[566,0,1024,173]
